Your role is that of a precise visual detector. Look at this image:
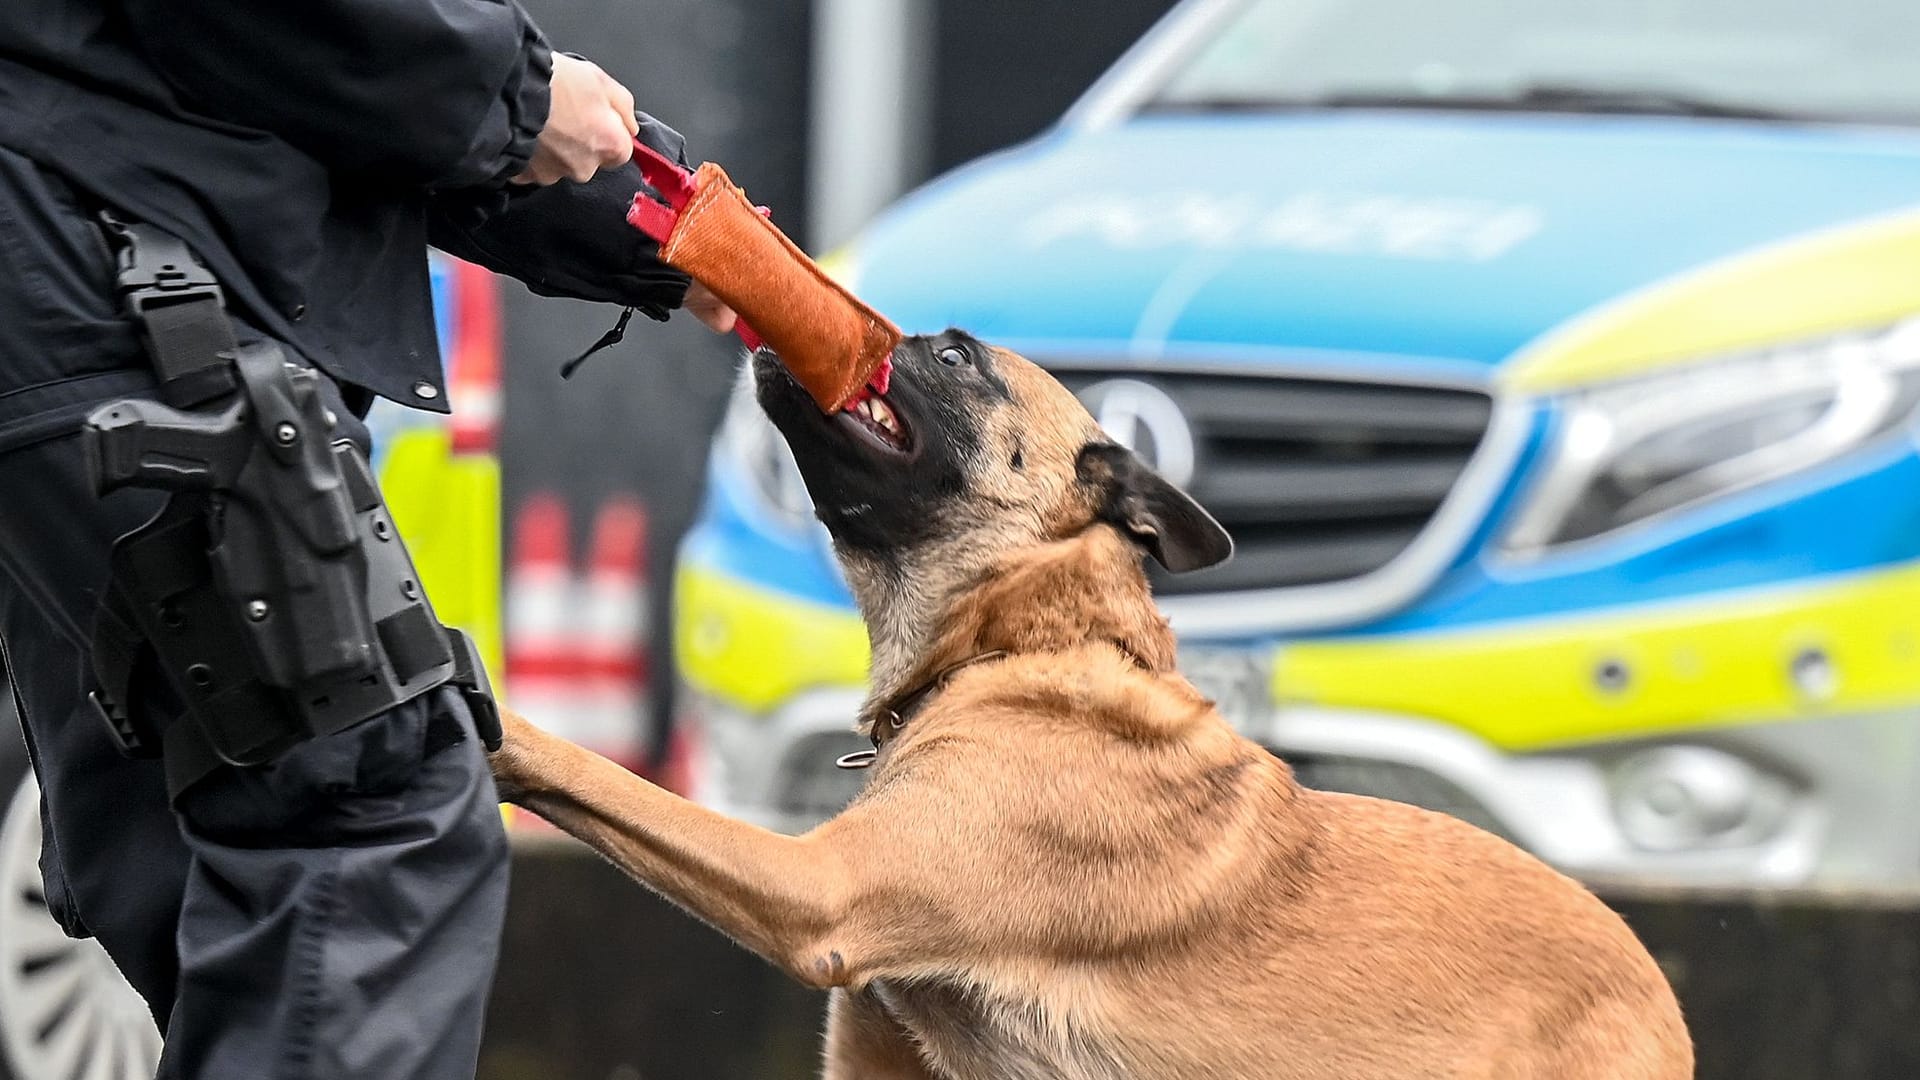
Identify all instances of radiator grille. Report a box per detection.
[1051,369,1494,596]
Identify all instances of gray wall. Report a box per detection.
[930,0,1178,172]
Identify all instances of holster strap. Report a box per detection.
[96,211,239,407]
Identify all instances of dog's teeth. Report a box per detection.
[868,396,898,433]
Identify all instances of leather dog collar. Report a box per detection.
[836,650,1008,770]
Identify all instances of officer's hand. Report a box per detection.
[685,281,737,334]
[516,55,637,186]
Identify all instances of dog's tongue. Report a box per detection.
[642,161,901,412]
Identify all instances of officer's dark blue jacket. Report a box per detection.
[0,0,688,410]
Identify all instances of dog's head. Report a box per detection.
[754,332,1230,676]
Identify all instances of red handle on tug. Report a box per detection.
[626,138,766,351]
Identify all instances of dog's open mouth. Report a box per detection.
[837,380,913,456]
[754,350,916,460]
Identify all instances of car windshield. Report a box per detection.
[1146,0,1920,125]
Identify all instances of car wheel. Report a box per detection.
[0,774,161,1080]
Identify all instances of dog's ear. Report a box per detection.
[1076,443,1233,573]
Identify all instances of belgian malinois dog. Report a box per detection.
[491,333,1692,1079]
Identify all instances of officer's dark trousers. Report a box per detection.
[0,150,508,1077]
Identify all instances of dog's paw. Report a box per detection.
[487,708,544,803]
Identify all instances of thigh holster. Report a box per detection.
[80,215,498,796]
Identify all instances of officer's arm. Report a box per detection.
[425,114,693,314]
[118,0,550,188]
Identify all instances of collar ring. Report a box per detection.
[835,748,878,771]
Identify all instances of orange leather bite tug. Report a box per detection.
[662,162,900,411]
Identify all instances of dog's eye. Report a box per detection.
[937,345,970,368]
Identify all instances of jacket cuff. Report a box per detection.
[426,160,693,313]
[500,29,554,181]
[440,18,552,189]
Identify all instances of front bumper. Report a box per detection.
[675,558,1920,886]
[679,684,1920,887]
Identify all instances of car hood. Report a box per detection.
[852,112,1920,378]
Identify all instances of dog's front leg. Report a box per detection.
[496,709,1095,995]
[494,711,854,983]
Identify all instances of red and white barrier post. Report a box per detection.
[574,496,653,774]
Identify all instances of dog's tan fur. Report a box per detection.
[492,340,1692,1079]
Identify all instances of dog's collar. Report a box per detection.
[836,650,1009,770]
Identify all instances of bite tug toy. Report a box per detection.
[626,140,900,412]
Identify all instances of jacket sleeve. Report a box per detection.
[117,0,551,188]
[425,112,692,315]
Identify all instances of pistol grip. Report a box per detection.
[83,397,245,495]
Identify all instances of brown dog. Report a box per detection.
[491,333,1693,1079]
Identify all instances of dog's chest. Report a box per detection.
[869,978,1125,1080]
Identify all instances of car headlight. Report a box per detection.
[714,370,816,534]
[1504,318,1920,554]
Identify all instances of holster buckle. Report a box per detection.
[100,210,224,315]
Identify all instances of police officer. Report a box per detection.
[0,2,730,1076]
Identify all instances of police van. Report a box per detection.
[674,0,1920,890]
